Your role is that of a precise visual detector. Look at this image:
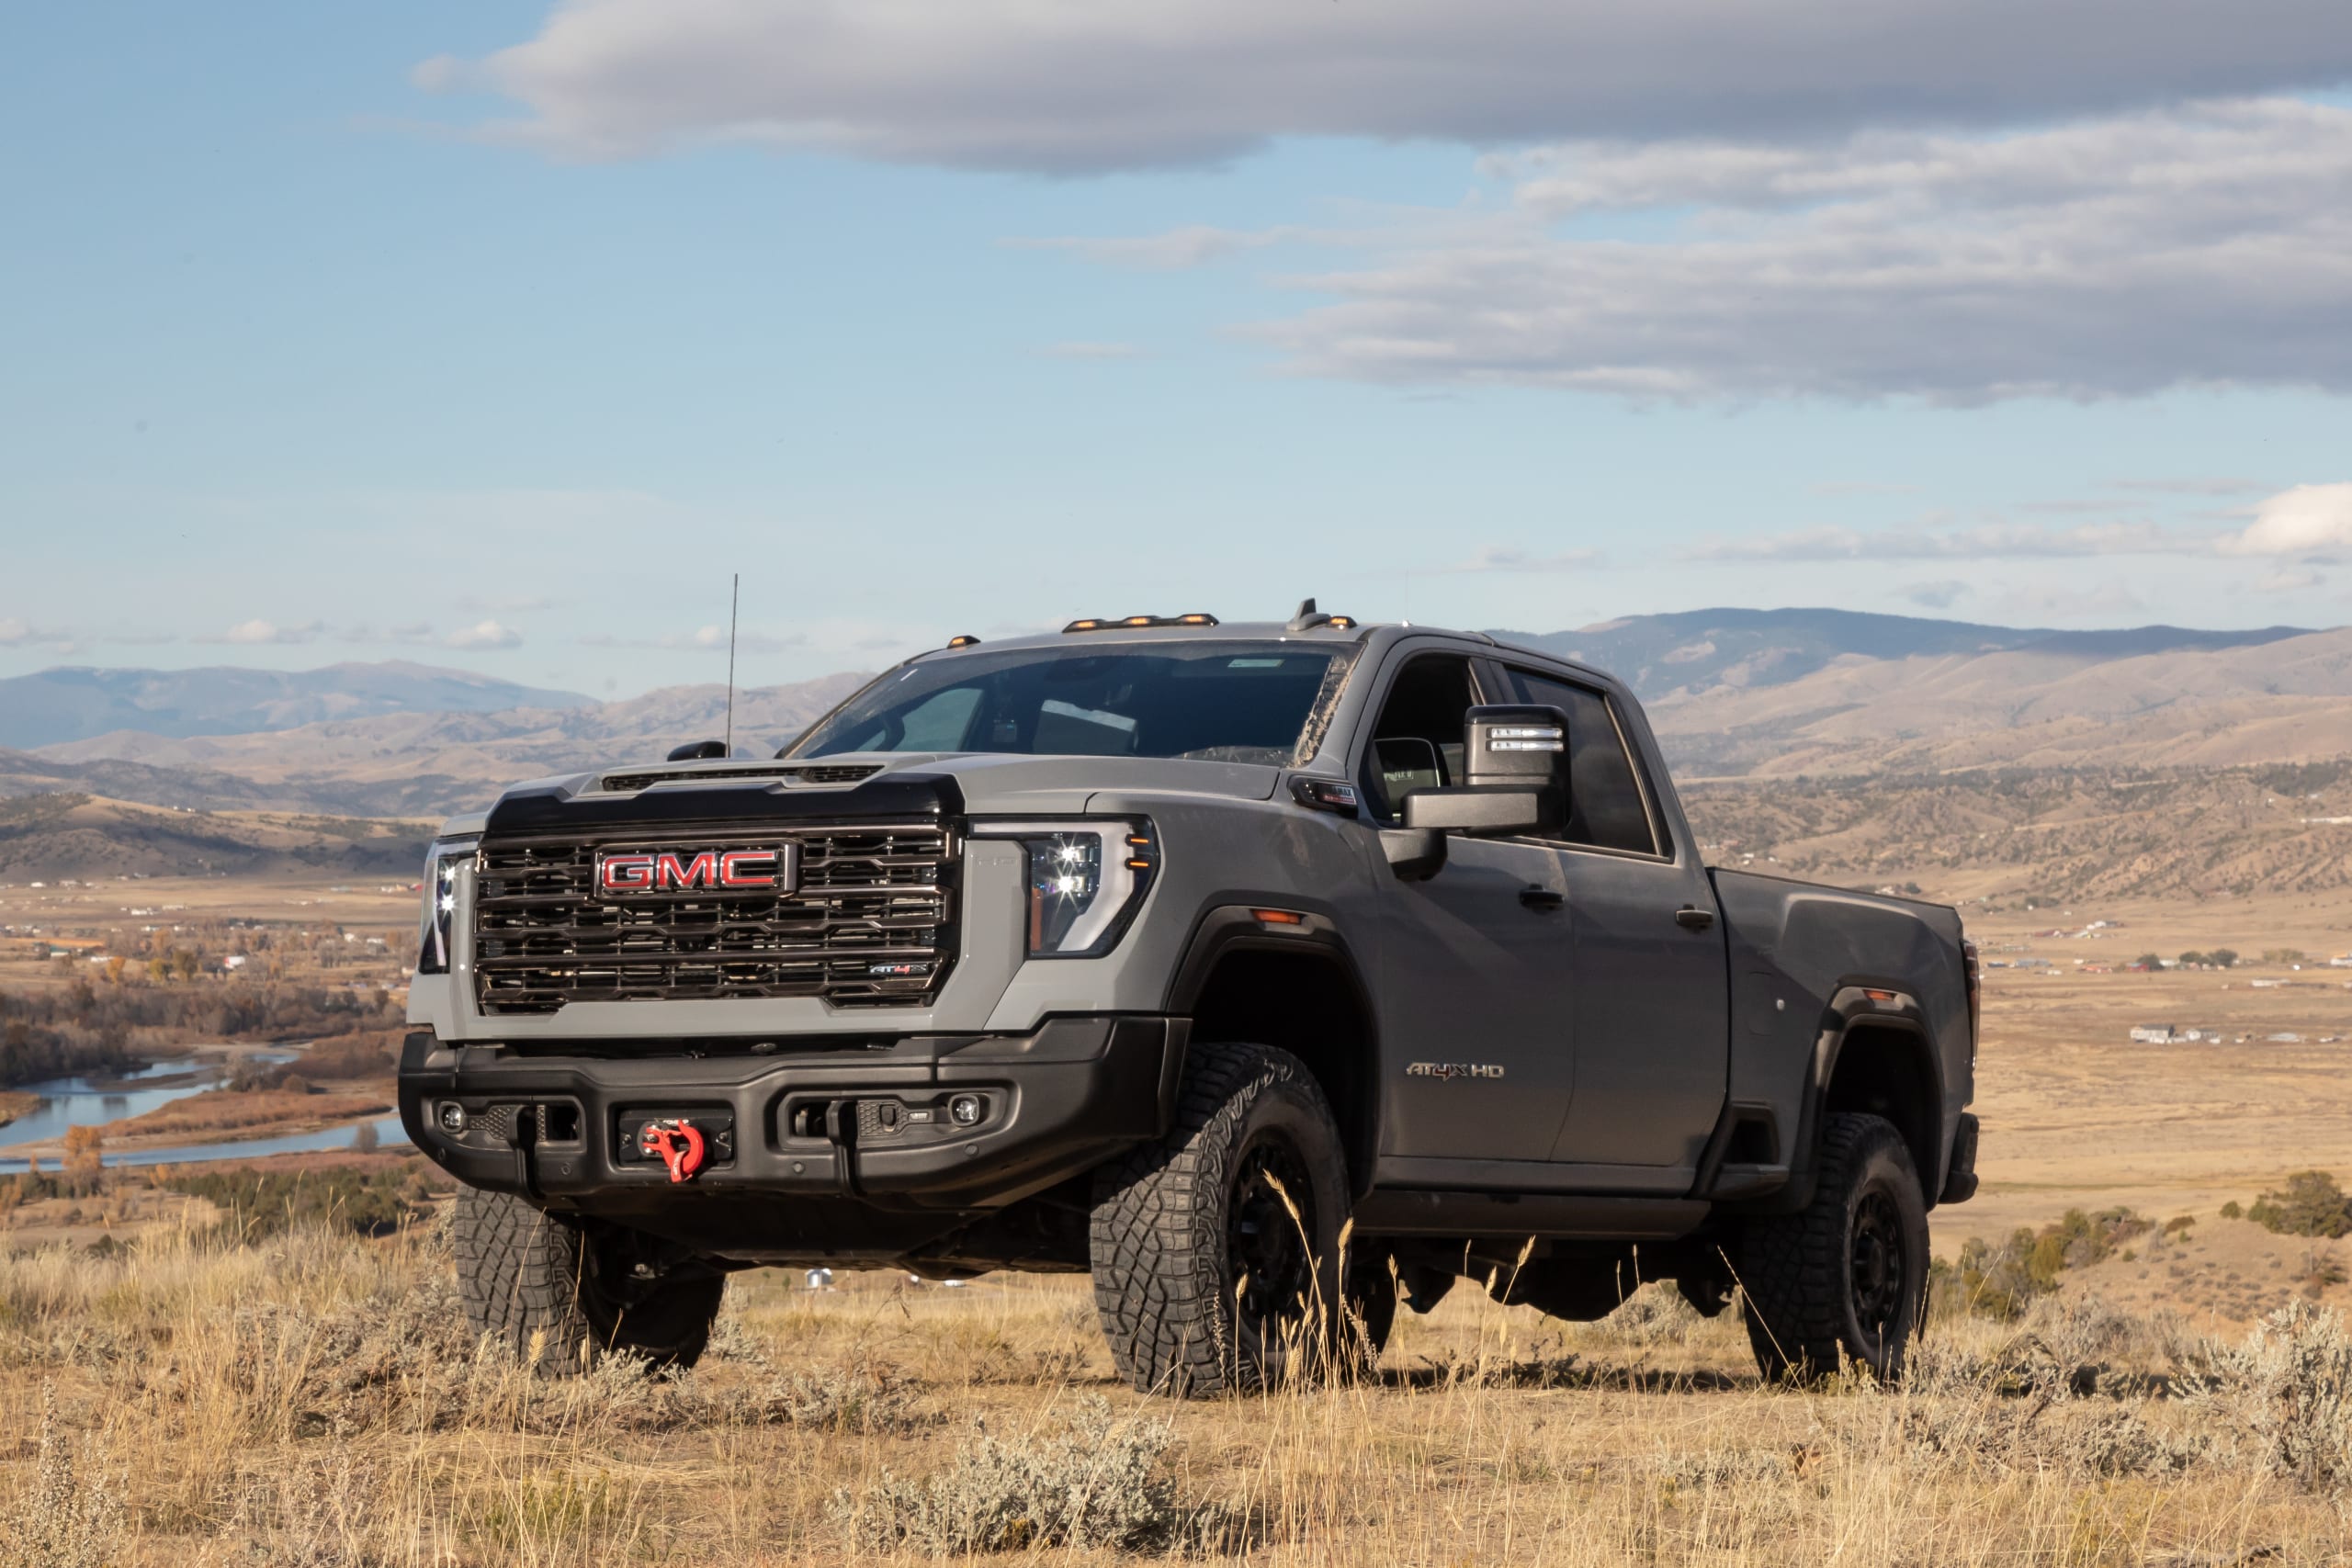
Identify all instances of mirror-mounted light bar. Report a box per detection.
[1061,613,1221,633]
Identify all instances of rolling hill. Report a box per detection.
[0,661,593,749]
[1496,607,2307,700]
[9,610,2352,813]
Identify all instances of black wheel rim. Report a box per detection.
[1227,1135,1317,1334]
[1849,1187,1908,1348]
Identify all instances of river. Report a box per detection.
[0,1049,410,1172]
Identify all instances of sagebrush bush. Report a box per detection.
[833,1395,1235,1554]
[2185,1300,2352,1493]
[0,1382,123,1568]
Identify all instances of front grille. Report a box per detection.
[471,819,956,1014]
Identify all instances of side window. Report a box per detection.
[1358,654,1476,823]
[1511,671,1660,856]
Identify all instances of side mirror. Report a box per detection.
[1399,704,1570,839]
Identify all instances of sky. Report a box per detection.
[4,1,2350,699]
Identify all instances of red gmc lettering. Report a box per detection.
[655,851,722,889]
[719,850,778,888]
[599,853,655,892]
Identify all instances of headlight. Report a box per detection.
[976,820,1158,957]
[415,839,476,975]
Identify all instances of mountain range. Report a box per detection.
[1500,607,2308,700]
[2,609,2347,817]
[0,661,593,749]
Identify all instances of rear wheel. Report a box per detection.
[452,1187,725,1372]
[1739,1112,1928,1382]
[1089,1041,1355,1396]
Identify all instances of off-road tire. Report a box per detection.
[1089,1041,1358,1397]
[1739,1112,1928,1382]
[452,1188,725,1372]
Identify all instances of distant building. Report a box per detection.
[2129,1023,2178,1043]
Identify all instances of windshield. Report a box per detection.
[789,642,1359,766]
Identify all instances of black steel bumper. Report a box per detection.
[398,1015,1186,1213]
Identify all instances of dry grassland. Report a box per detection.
[1952,892,2352,1252]
[2,1217,2349,1567]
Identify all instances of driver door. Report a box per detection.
[1357,650,1578,1164]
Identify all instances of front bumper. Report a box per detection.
[398,1014,1185,1214]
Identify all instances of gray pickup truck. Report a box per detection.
[401,604,1979,1393]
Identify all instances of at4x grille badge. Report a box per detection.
[1406,1061,1506,1080]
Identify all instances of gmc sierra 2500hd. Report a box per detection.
[401,604,1980,1393]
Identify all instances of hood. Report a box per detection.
[468,750,1282,837]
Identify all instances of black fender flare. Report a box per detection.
[1162,904,1384,1195]
[1773,983,1949,1214]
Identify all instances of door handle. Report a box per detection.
[1520,886,1565,912]
[1675,905,1716,931]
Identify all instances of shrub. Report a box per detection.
[161,1162,439,1239]
[2222,1201,2245,1220]
[2185,1302,2352,1493]
[833,1397,1235,1554]
[1939,1208,2150,1320]
[0,1382,123,1568]
[2249,1172,2352,1240]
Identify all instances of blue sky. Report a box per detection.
[5,2,2350,697]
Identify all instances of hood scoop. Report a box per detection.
[597,762,883,794]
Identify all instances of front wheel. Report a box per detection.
[452,1187,725,1372]
[1089,1042,1357,1397]
[1739,1112,1928,1382]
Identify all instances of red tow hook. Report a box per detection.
[639,1118,707,1183]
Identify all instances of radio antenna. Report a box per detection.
[724,572,740,757]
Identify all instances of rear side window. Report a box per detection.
[1510,671,1661,856]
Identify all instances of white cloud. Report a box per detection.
[446,619,524,649]
[1903,580,1971,609]
[1240,98,2352,403]
[1442,545,1606,573]
[1685,519,2201,562]
[208,619,322,645]
[2215,482,2352,559]
[2254,567,2327,593]
[423,0,2352,173]
[0,617,73,648]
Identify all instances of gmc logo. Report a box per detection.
[595,846,796,896]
